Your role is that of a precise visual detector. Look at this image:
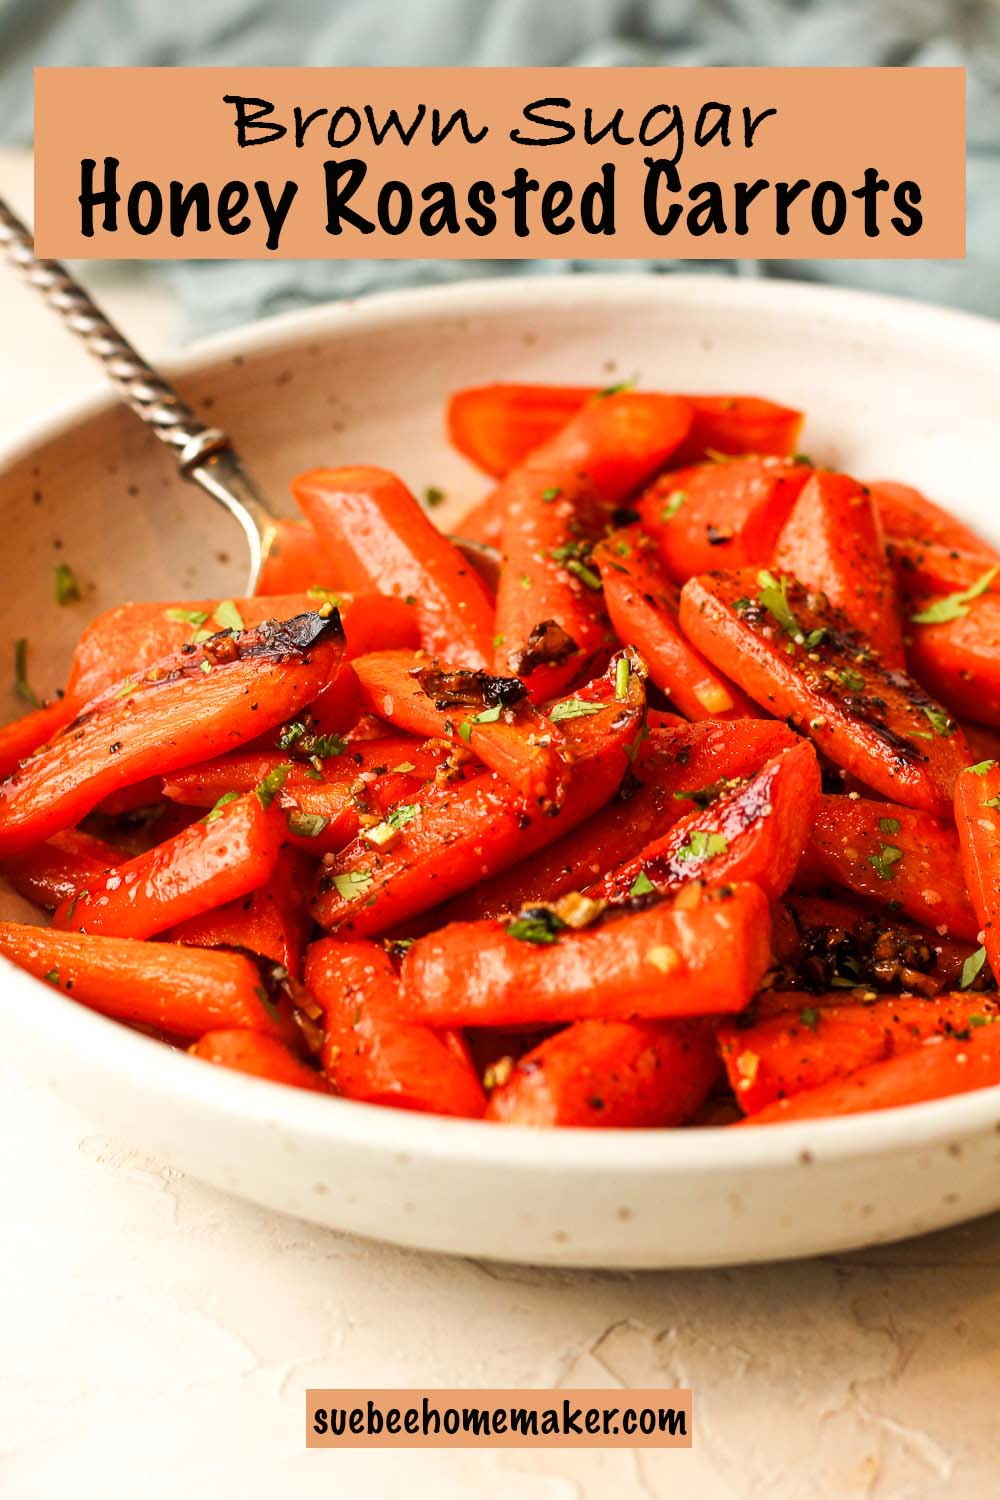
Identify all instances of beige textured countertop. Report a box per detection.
[1,147,999,1499]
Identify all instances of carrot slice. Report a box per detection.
[1,828,120,910]
[868,480,997,556]
[292,466,496,668]
[52,792,283,940]
[0,921,283,1038]
[256,518,344,596]
[772,471,904,667]
[485,1018,719,1127]
[719,993,999,1114]
[352,649,569,807]
[800,793,978,941]
[590,740,820,905]
[399,882,771,1028]
[906,595,1000,730]
[679,567,969,816]
[190,1030,329,1092]
[955,760,1000,980]
[492,393,692,699]
[311,651,646,937]
[447,384,802,478]
[436,718,800,921]
[305,939,486,1117]
[638,457,811,585]
[593,525,755,719]
[0,699,76,781]
[0,613,345,858]
[171,848,313,978]
[740,1031,1000,1124]
[888,538,1000,600]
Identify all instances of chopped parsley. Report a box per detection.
[331,869,375,901]
[307,586,341,606]
[287,811,328,838]
[597,376,637,398]
[756,570,801,638]
[164,607,210,628]
[629,869,655,897]
[869,843,904,880]
[213,600,245,632]
[254,763,291,809]
[386,803,421,830]
[507,909,567,944]
[676,829,729,862]
[659,490,686,523]
[960,946,988,990]
[549,698,604,723]
[910,565,1000,625]
[565,558,603,591]
[969,760,997,776]
[614,656,631,701]
[878,816,901,836]
[277,721,346,760]
[44,969,61,987]
[838,668,866,692]
[54,563,82,606]
[422,485,446,508]
[253,985,281,1022]
[457,704,503,743]
[919,703,954,738]
[799,1006,820,1032]
[205,791,240,822]
[13,638,39,707]
[541,486,561,503]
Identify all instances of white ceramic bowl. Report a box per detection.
[3,273,1000,1269]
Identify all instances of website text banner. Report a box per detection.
[34,67,965,260]
[306,1388,693,1448]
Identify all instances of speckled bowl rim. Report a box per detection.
[3,270,1000,1176]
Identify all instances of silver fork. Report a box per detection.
[0,198,498,595]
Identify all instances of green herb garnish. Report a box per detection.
[422,485,446,508]
[507,910,567,945]
[969,760,997,776]
[213,600,245,632]
[756,570,801,638]
[629,869,655,897]
[910,565,1000,625]
[549,698,604,723]
[164,607,210,628]
[205,791,240,823]
[869,844,904,880]
[960,946,988,990]
[254,763,291,809]
[13,638,39,707]
[659,490,686,524]
[614,657,631,701]
[800,1006,820,1032]
[54,563,81,606]
[253,985,280,1022]
[565,558,603,591]
[676,829,729,862]
[878,816,901,836]
[287,810,329,838]
[541,486,561,503]
[838,668,866,692]
[331,869,374,901]
[919,703,954,738]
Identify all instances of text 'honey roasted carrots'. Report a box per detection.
[306,939,486,1117]
[485,1018,719,1127]
[679,568,969,816]
[400,882,771,1028]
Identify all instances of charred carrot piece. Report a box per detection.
[352,649,568,807]
[305,939,486,1117]
[868,480,998,556]
[255,518,344,596]
[485,1018,719,1127]
[955,760,1000,980]
[436,718,800,922]
[292,466,496,668]
[171,848,314,978]
[311,651,646,938]
[1,828,120,910]
[52,792,283,940]
[638,456,811,585]
[492,393,692,699]
[801,793,978,941]
[593,525,755,719]
[906,594,1000,730]
[740,1030,1000,1124]
[399,882,771,1028]
[773,471,904,667]
[590,740,820,905]
[679,567,970,816]
[0,612,345,858]
[0,921,284,1038]
[447,384,802,478]
[719,993,999,1115]
[65,591,417,707]
[0,698,76,781]
[190,1030,329,1092]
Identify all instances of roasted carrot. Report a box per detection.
[0,612,345,858]
[305,939,486,1117]
[590,740,820,905]
[52,792,283,940]
[0,698,76,781]
[800,793,978,941]
[772,471,904,667]
[906,595,1000,730]
[955,760,1000,980]
[436,718,800,921]
[0,828,120,910]
[638,456,811,585]
[492,393,692,699]
[485,1018,719,1127]
[190,1030,329,1092]
[352,649,569,807]
[593,525,755,719]
[679,568,969,816]
[447,384,801,479]
[256,517,344,596]
[400,882,771,1028]
[293,466,496,668]
[741,1030,1000,1124]
[0,921,284,1038]
[171,848,313,978]
[888,538,1000,601]
[868,480,997,556]
[719,993,999,1114]
[311,651,646,938]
